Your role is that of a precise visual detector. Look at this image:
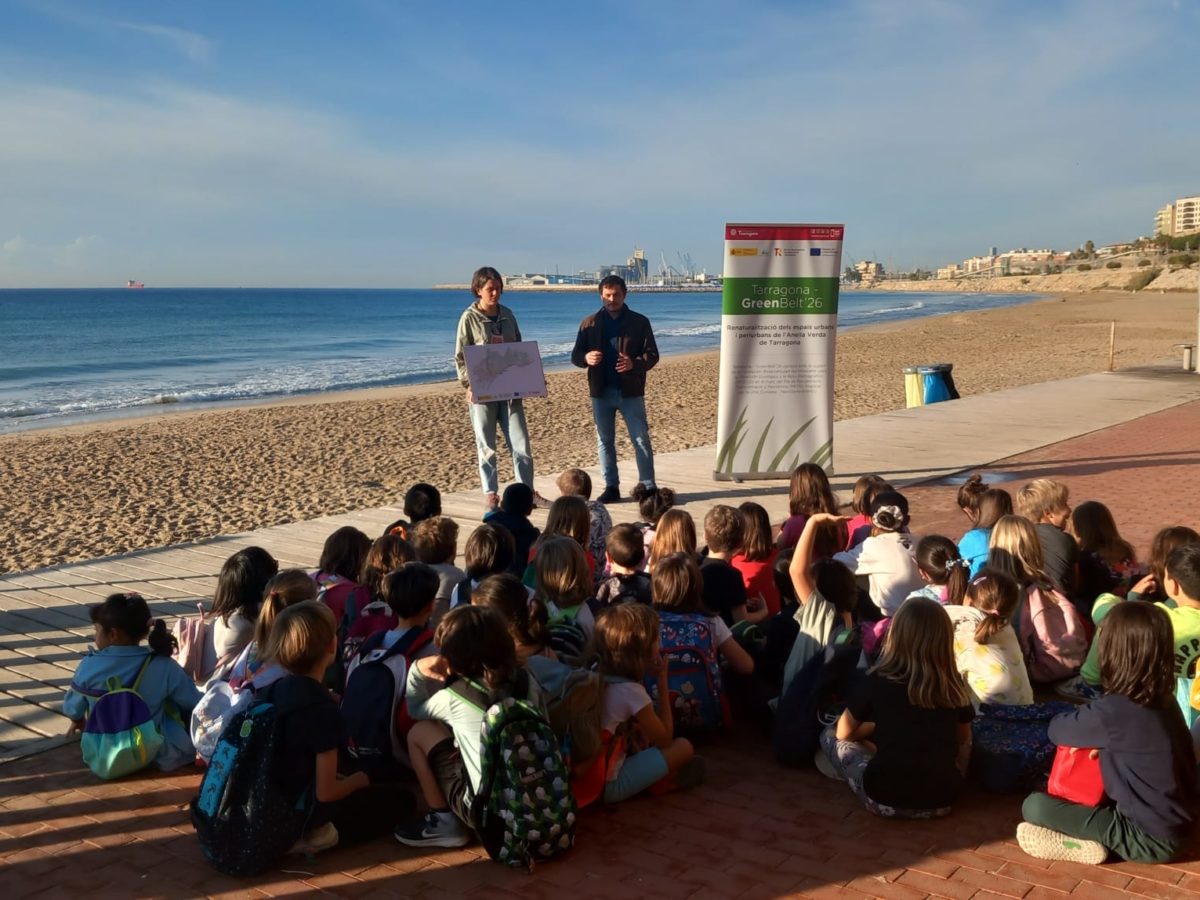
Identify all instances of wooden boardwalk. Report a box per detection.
[3,365,1198,762]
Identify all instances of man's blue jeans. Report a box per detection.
[468,399,533,494]
[591,386,655,489]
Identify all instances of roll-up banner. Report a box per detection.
[714,223,844,481]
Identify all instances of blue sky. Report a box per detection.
[1,0,1197,287]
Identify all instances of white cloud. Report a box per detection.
[113,22,212,62]
[21,0,213,61]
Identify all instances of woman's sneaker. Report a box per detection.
[1016,822,1107,864]
[394,810,470,848]
[288,821,339,856]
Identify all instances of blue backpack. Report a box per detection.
[647,611,729,732]
[79,655,165,780]
[190,695,314,875]
[971,700,1078,793]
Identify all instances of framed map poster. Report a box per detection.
[463,341,547,403]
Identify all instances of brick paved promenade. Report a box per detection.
[3,378,1200,897]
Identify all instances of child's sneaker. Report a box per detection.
[394,810,470,848]
[288,821,339,856]
[814,748,845,781]
[1016,822,1107,864]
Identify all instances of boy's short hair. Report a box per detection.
[555,468,592,500]
[264,601,336,674]
[435,605,517,692]
[703,505,743,554]
[500,483,534,517]
[606,523,645,568]
[410,515,459,565]
[382,562,441,619]
[1166,544,1200,601]
[403,483,442,523]
[464,523,516,580]
[599,274,627,296]
[1016,479,1069,522]
[471,266,504,298]
[651,552,704,613]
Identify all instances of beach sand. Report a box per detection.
[2,290,1194,574]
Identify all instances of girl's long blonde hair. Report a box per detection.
[647,508,697,572]
[988,515,1052,587]
[873,598,970,709]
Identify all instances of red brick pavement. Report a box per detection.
[4,401,1200,899]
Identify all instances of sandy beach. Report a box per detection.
[2,290,1194,574]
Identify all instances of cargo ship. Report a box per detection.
[126,280,144,289]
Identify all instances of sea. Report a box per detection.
[0,288,1037,434]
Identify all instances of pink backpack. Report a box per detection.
[342,599,399,671]
[1019,584,1088,683]
[173,602,210,682]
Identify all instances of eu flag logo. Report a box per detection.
[809,248,822,256]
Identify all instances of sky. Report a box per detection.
[0,0,1197,288]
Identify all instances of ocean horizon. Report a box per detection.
[0,287,1038,434]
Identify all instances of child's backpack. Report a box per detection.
[341,627,433,781]
[648,611,730,733]
[773,626,865,767]
[535,662,605,766]
[450,673,576,870]
[190,664,287,763]
[545,602,589,668]
[970,700,1078,792]
[190,694,314,876]
[173,602,211,683]
[1020,585,1088,683]
[78,655,166,780]
[342,599,399,669]
[313,572,368,627]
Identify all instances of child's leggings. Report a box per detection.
[604,747,669,803]
[1022,792,1181,863]
[819,725,950,820]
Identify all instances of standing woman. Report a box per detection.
[454,267,545,511]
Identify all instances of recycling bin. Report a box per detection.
[917,363,959,405]
[903,366,924,408]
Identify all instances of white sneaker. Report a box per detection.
[1016,822,1107,865]
[394,810,470,848]
[288,821,339,855]
[814,748,845,781]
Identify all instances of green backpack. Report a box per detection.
[79,656,165,780]
[450,673,577,870]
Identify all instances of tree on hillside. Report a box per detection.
[1084,240,1095,259]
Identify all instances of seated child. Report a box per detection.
[595,523,653,607]
[631,484,676,569]
[1018,602,1197,865]
[557,468,612,581]
[482,483,540,576]
[845,474,890,551]
[1015,479,1078,597]
[395,605,544,848]
[833,491,924,618]
[592,603,703,804]
[450,523,517,608]
[777,463,839,550]
[907,536,970,606]
[534,537,597,661]
[1070,500,1140,614]
[410,516,466,627]
[527,496,594,582]
[646,508,697,572]
[818,598,974,818]
[66,592,201,773]
[700,505,756,625]
[653,552,755,678]
[958,488,1013,578]
[205,546,279,685]
[730,502,781,617]
[312,526,372,625]
[1130,526,1200,603]
[404,482,442,525]
[226,569,318,688]
[944,570,1034,707]
[258,601,413,855]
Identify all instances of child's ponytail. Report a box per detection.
[147,618,177,656]
[254,569,319,649]
[967,570,1020,646]
[915,535,968,604]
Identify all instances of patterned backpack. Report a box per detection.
[78,655,165,779]
[450,673,576,870]
[648,611,730,732]
[190,694,314,875]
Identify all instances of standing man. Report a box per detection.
[571,275,658,503]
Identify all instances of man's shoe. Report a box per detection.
[394,810,470,848]
[532,491,552,510]
[484,491,500,511]
[1016,822,1107,865]
[597,486,621,504]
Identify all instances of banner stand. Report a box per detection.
[714,223,845,481]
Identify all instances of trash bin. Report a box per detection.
[903,365,924,408]
[917,363,960,405]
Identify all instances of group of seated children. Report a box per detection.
[63,471,1200,872]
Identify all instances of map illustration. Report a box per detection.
[463,341,547,402]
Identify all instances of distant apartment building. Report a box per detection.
[854,260,884,283]
[1156,196,1200,237]
[936,264,963,279]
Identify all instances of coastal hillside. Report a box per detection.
[872,266,1197,293]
